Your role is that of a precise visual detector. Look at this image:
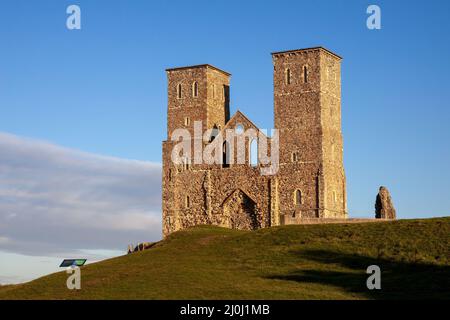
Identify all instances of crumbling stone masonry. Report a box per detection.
[375,186,396,219]
[162,47,348,237]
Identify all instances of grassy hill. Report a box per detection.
[1,218,449,300]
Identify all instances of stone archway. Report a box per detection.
[222,189,259,230]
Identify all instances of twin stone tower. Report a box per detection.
[162,47,347,237]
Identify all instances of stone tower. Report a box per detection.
[165,64,231,137]
[162,65,231,236]
[272,47,347,219]
[162,47,348,238]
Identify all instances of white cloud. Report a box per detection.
[0,132,162,258]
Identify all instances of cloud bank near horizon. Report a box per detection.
[0,132,162,259]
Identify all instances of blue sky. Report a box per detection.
[0,0,450,283]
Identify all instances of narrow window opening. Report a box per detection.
[209,124,219,142]
[192,81,198,97]
[303,66,308,83]
[177,84,182,99]
[182,157,190,171]
[285,68,291,85]
[185,195,190,209]
[294,190,302,205]
[222,141,230,168]
[249,139,258,167]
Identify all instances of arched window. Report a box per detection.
[249,139,258,167]
[303,66,308,83]
[285,68,291,85]
[185,195,190,208]
[292,152,299,162]
[177,83,182,99]
[192,81,198,97]
[222,141,230,168]
[294,189,302,205]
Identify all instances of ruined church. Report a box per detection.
[162,47,347,237]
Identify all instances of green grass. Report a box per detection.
[1,218,449,300]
